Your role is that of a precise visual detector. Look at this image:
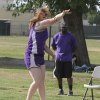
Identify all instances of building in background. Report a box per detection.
[0,0,62,36]
[0,0,13,9]
[0,0,33,35]
[1,1,99,37]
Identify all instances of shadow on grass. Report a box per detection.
[0,65,26,70]
[0,57,25,70]
[0,57,55,70]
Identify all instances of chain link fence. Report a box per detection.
[10,22,61,36]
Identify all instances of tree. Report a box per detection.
[10,0,100,66]
[87,11,97,25]
[87,11,100,25]
[93,12,100,25]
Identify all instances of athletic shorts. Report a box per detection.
[24,53,44,69]
[54,60,72,78]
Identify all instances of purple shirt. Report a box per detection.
[25,27,48,55]
[24,26,48,68]
[51,32,77,62]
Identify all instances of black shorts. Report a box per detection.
[54,60,72,78]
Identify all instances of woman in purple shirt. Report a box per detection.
[52,23,77,96]
[24,6,71,100]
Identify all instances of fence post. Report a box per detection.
[48,26,52,61]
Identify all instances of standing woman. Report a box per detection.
[24,6,71,100]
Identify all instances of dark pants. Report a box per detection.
[54,61,72,78]
[54,61,73,91]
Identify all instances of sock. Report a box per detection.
[57,78,63,90]
[68,85,72,91]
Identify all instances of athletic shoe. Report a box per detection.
[58,89,64,95]
[67,91,73,96]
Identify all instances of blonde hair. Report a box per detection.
[29,6,50,28]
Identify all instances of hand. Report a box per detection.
[63,9,71,15]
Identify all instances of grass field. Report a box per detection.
[86,39,100,65]
[0,36,100,65]
[0,65,100,100]
[0,36,100,100]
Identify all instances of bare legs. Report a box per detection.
[38,66,45,100]
[26,65,46,100]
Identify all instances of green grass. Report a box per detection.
[86,39,100,48]
[0,36,100,64]
[0,36,100,99]
[85,39,100,65]
[0,36,51,60]
[0,36,27,59]
[0,66,100,100]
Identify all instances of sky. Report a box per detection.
[96,6,100,11]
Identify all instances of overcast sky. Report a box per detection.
[0,0,13,7]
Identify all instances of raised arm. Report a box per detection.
[35,10,71,30]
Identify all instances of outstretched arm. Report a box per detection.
[35,10,71,30]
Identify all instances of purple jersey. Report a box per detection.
[51,32,77,62]
[24,26,48,69]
